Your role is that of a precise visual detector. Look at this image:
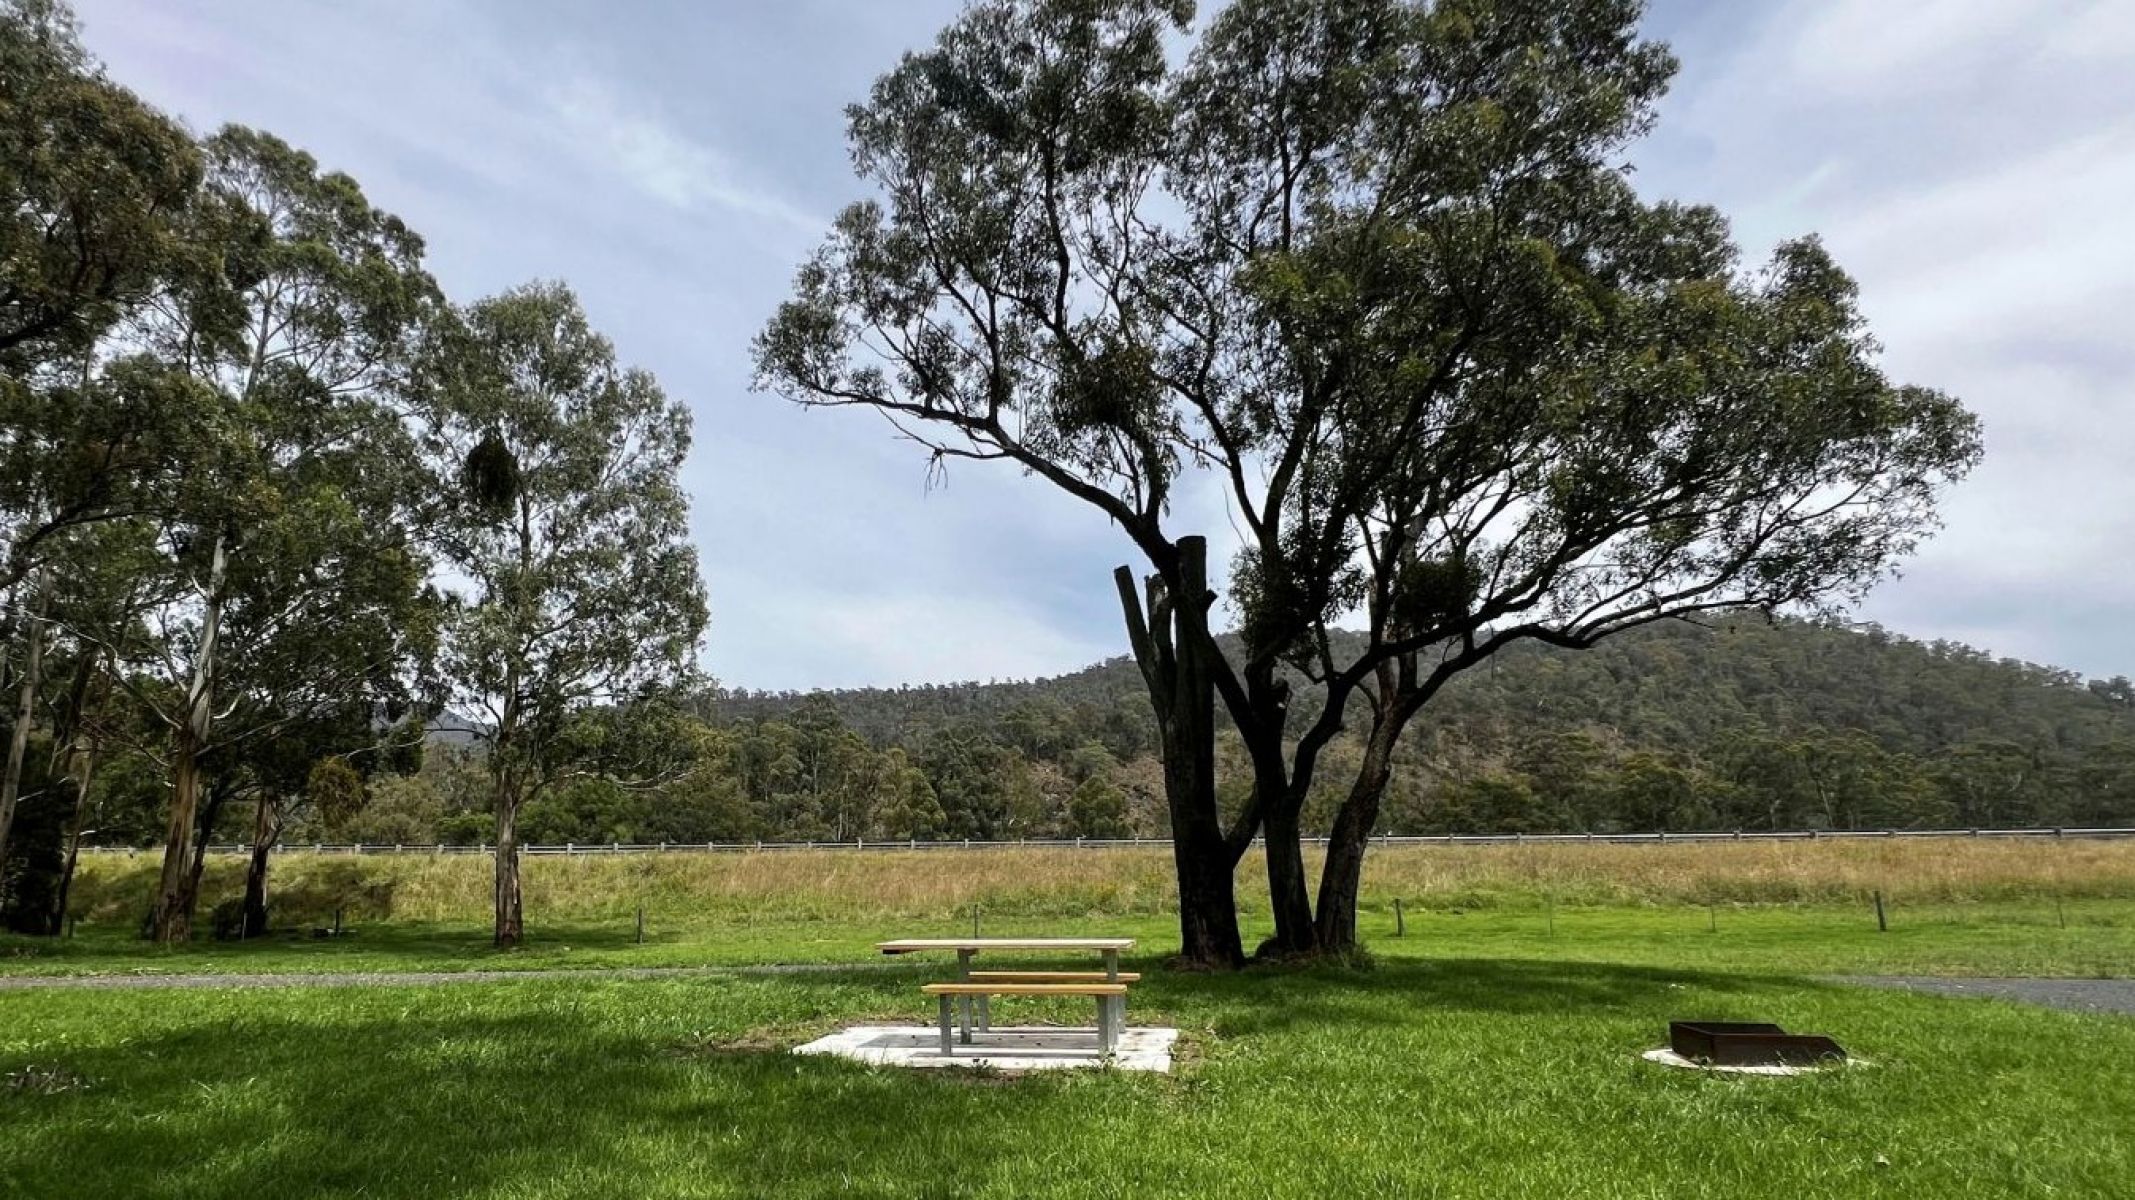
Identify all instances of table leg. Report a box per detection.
[938,995,953,1057]
[978,994,990,1032]
[1097,994,1116,1054]
[1103,948,1119,980]
[958,949,975,1043]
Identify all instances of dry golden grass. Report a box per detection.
[67,836,2135,926]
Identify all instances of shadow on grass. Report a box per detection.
[0,989,1147,1198]
[691,953,1812,1038]
[0,919,706,974]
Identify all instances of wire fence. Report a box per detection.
[88,825,2135,858]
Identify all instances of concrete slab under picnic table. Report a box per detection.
[794,1025,1179,1073]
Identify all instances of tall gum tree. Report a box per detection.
[112,125,439,943]
[755,0,1981,965]
[421,282,707,949]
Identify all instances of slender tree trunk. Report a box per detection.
[48,642,109,937]
[184,782,229,923]
[51,741,95,936]
[240,791,277,938]
[0,571,52,875]
[1314,717,1401,952]
[152,532,227,944]
[1260,797,1318,956]
[493,763,523,948]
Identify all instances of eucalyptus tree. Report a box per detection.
[421,282,707,948]
[104,125,441,943]
[757,0,1980,964]
[0,0,199,366]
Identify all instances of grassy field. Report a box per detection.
[3,840,2132,1197]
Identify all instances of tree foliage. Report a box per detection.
[757,0,1980,959]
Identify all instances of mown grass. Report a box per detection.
[3,841,2130,1197]
[6,899,2135,980]
[3,956,2132,1197]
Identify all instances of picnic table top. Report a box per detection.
[876,937,1135,954]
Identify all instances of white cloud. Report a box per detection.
[545,77,821,234]
[1644,0,2135,680]
[1781,0,2122,94]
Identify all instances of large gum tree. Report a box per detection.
[756,0,1980,966]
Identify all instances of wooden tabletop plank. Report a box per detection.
[876,937,1134,953]
[922,982,1129,995]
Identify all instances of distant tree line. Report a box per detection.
[69,615,2131,856]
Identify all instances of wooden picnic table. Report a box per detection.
[878,937,1136,1047]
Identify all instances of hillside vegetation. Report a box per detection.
[42,616,2135,862]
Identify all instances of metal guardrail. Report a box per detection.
[83,827,2135,856]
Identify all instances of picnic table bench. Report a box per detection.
[878,937,1136,1055]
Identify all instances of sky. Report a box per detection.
[68,0,2135,691]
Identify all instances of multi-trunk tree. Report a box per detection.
[420,282,707,948]
[103,125,440,943]
[757,0,1980,965]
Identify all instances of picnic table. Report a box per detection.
[877,937,1137,1054]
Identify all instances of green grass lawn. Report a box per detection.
[2,901,2133,1197]
[4,947,2132,1198]
[7,897,2133,979]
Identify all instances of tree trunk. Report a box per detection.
[493,766,523,948]
[0,571,52,875]
[51,743,94,937]
[49,647,105,937]
[1116,537,1245,970]
[184,782,229,924]
[240,791,276,938]
[152,532,227,945]
[1314,718,1400,952]
[1260,798,1319,956]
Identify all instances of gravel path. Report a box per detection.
[0,962,878,992]
[1837,976,2135,1016]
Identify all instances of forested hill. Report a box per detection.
[705,616,2135,835]
[261,616,2134,851]
[712,616,2131,765]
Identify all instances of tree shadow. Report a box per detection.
[0,998,1068,1197]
